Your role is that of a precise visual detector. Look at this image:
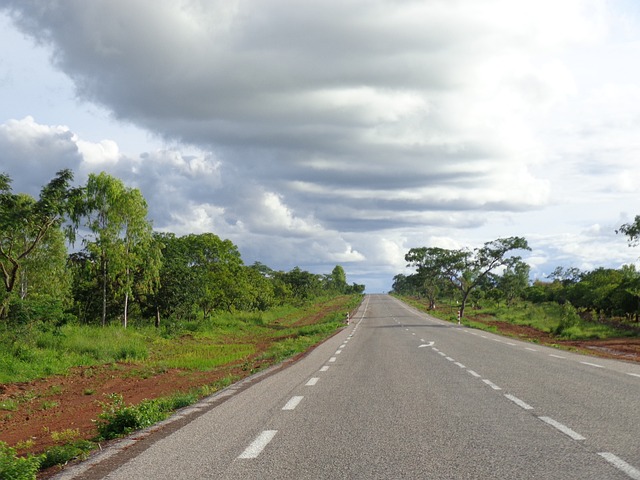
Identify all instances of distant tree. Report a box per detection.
[405,237,530,320]
[0,170,80,319]
[496,259,530,305]
[328,265,348,293]
[405,247,452,309]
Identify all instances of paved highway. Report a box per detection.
[56,294,640,479]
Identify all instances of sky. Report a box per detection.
[1,0,640,293]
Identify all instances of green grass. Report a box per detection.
[150,342,256,370]
[0,295,361,384]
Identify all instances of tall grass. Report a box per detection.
[0,325,149,383]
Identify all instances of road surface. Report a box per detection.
[56,294,640,479]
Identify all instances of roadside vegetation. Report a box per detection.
[0,294,361,478]
[393,234,640,344]
[0,169,364,478]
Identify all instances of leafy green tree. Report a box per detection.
[496,259,530,305]
[79,172,159,326]
[405,237,530,320]
[181,233,245,316]
[143,232,197,325]
[0,170,79,319]
[327,265,348,293]
[280,267,323,303]
[405,247,454,309]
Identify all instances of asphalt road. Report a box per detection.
[56,294,640,479]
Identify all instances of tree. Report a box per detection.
[496,259,530,305]
[79,172,158,326]
[617,216,640,246]
[181,233,245,316]
[405,237,530,321]
[405,247,454,309]
[0,170,79,318]
[327,265,348,293]
[143,232,197,325]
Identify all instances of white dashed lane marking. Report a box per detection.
[238,430,278,459]
[598,453,640,480]
[504,394,534,410]
[282,396,304,411]
[538,417,585,441]
[581,361,605,369]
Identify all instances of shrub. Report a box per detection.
[554,303,582,336]
[95,394,168,440]
[0,441,43,480]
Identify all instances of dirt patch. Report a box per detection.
[0,361,248,455]
[473,317,640,362]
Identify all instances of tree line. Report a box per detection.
[394,227,640,323]
[0,169,364,327]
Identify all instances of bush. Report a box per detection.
[95,394,168,440]
[0,441,43,480]
[554,303,582,336]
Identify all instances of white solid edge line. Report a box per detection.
[238,430,278,459]
[538,416,585,440]
[282,396,304,411]
[598,452,640,480]
[306,377,319,386]
[504,394,533,410]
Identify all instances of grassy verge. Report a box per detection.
[0,295,361,385]
[396,295,638,341]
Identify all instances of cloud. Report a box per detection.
[2,0,581,220]
[2,0,639,291]
[0,116,82,194]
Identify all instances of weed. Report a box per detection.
[95,393,168,441]
[18,390,38,404]
[47,385,63,396]
[0,399,18,411]
[40,440,94,470]
[83,389,95,396]
[50,429,80,443]
[40,401,59,410]
[0,441,43,480]
[14,440,35,452]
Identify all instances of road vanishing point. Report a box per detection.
[55,294,640,479]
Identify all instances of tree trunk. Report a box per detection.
[155,304,161,329]
[102,256,107,327]
[123,291,128,328]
